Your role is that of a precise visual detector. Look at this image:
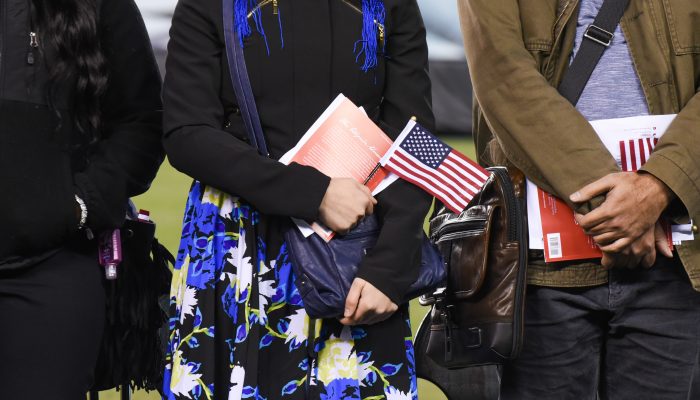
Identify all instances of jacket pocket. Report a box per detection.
[519,0,559,53]
[662,0,700,55]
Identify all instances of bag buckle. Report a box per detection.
[584,24,614,47]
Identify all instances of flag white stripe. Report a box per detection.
[386,158,466,212]
[396,149,475,199]
[389,154,469,209]
[442,158,484,192]
[395,149,472,207]
[447,153,490,181]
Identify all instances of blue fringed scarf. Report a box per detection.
[355,0,386,72]
[232,0,386,72]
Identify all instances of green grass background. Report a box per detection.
[99,137,474,400]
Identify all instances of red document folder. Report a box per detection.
[537,190,602,262]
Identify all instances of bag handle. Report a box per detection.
[558,0,631,105]
[222,0,270,157]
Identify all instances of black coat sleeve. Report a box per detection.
[73,0,164,231]
[162,0,331,221]
[355,0,435,304]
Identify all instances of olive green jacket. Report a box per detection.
[459,0,700,289]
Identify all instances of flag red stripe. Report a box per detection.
[439,160,480,195]
[384,159,465,212]
[638,139,647,165]
[395,151,474,205]
[392,151,469,208]
[447,151,490,181]
[443,156,486,190]
[620,141,628,172]
[387,155,466,209]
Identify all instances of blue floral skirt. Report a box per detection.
[163,182,418,399]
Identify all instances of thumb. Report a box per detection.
[570,175,615,203]
[655,222,674,258]
[344,278,365,318]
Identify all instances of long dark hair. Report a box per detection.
[31,0,108,142]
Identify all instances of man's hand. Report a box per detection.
[570,172,674,268]
[600,222,673,269]
[319,178,377,234]
[571,172,672,248]
[339,278,398,326]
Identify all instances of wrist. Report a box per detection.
[638,172,674,210]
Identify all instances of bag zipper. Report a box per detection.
[436,229,486,244]
[488,167,528,357]
[489,167,518,242]
[433,218,487,242]
[340,228,380,240]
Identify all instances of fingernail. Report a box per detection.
[344,309,351,317]
[570,192,581,202]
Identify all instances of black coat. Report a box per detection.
[164,0,434,303]
[0,0,164,268]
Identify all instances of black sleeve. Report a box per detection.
[73,0,164,231]
[355,0,435,304]
[162,0,331,221]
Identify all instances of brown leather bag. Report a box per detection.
[415,167,528,393]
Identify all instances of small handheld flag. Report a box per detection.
[380,120,492,213]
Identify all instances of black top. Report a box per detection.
[0,0,164,268]
[164,0,434,303]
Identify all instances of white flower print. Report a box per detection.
[257,276,276,325]
[384,386,412,400]
[179,285,198,324]
[228,365,246,400]
[228,231,252,301]
[284,309,309,347]
[170,350,202,399]
[173,257,198,324]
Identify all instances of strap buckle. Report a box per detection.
[584,24,614,47]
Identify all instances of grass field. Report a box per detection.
[98,137,475,400]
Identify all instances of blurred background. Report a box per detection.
[103,1,473,399]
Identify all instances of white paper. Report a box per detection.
[527,114,693,249]
[526,180,545,250]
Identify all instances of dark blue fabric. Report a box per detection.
[501,257,700,400]
[285,215,446,319]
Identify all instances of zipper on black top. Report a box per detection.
[27,0,38,65]
[0,0,7,98]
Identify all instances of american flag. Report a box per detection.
[380,120,491,213]
[619,137,659,172]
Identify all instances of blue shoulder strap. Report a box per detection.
[222,0,270,157]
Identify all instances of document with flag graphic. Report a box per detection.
[379,119,492,213]
[527,114,691,262]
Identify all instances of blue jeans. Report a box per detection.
[501,256,700,400]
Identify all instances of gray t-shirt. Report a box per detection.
[572,0,649,121]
